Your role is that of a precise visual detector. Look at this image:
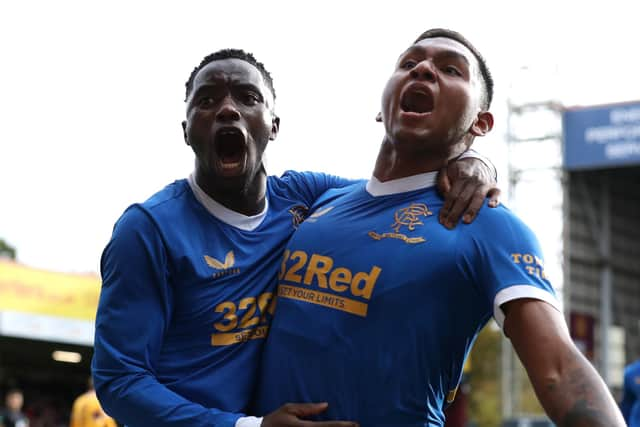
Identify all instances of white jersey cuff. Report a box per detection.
[493,285,560,329]
[235,416,263,427]
[457,148,497,182]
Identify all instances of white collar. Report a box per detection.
[365,171,438,196]
[187,173,268,231]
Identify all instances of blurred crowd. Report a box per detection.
[0,379,117,427]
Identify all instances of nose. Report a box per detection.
[410,60,436,82]
[216,96,241,122]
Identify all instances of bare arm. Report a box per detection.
[503,299,625,427]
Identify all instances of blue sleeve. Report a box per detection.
[457,205,557,324]
[92,206,243,427]
[620,365,636,423]
[278,170,360,207]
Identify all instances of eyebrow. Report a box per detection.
[435,50,470,66]
[191,81,264,99]
[399,45,470,66]
[234,83,264,96]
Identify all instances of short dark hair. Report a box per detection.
[184,49,276,102]
[414,28,493,109]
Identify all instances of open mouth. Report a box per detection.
[214,127,246,171]
[400,85,434,114]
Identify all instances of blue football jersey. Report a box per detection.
[92,171,354,427]
[254,172,558,427]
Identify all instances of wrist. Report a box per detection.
[457,149,497,182]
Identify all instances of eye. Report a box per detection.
[444,66,462,76]
[197,96,216,108]
[400,60,417,70]
[241,91,261,106]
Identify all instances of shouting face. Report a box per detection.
[380,37,490,156]
[183,58,279,191]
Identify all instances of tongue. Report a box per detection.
[221,152,243,164]
[403,91,433,113]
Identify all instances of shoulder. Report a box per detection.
[464,202,537,240]
[113,179,191,230]
[269,170,336,187]
[140,179,191,210]
[454,202,549,278]
[456,203,545,273]
[270,170,362,191]
[313,181,363,207]
[270,170,322,185]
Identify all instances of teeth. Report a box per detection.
[222,162,241,169]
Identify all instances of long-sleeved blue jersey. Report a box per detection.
[92,171,352,427]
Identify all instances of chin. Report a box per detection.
[392,128,435,146]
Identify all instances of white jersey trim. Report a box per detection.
[366,171,438,196]
[187,173,268,231]
[235,416,263,427]
[493,285,560,329]
[458,148,497,181]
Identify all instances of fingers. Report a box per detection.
[438,195,455,228]
[285,402,329,418]
[438,165,458,227]
[440,179,476,228]
[436,165,452,196]
[462,186,488,224]
[487,187,501,207]
[265,402,358,427]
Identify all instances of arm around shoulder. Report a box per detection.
[278,170,360,207]
[438,149,500,228]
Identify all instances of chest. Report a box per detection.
[279,196,467,320]
[161,208,300,325]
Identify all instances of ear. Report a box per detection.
[181,121,189,145]
[470,111,494,137]
[269,115,280,141]
[375,112,383,122]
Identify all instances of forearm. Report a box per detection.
[93,291,244,427]
[526,345,624,426]
[93,297,244,427]
[504,300,625,427]
[93,367,242,427]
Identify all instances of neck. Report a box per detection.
[372,138,468,182]
[195,169,267,216]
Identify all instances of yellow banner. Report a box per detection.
[0,260,101,320]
